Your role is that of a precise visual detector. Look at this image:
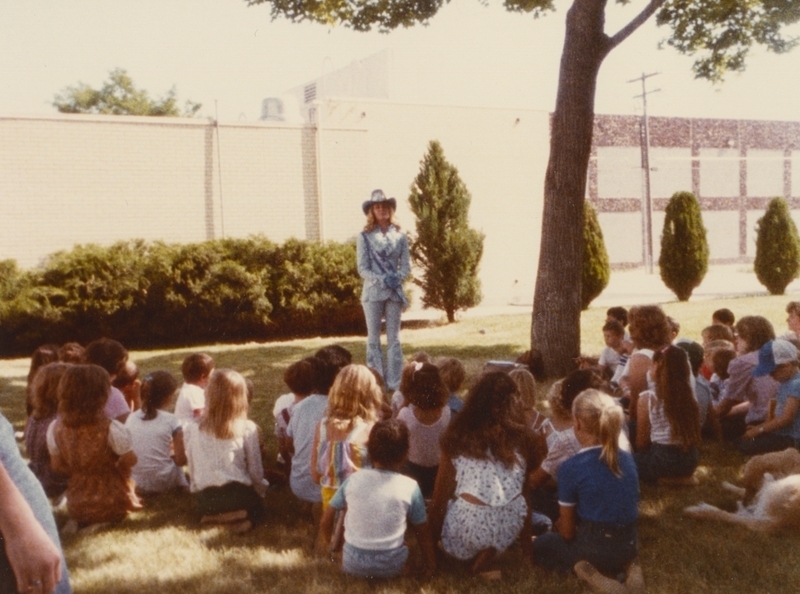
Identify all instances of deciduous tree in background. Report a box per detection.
[408,141,484,323]
[754,197,800,295]
[659,191,708,301]
[53,68,201,117]
[581,201,610,310]
[248,0,800,377]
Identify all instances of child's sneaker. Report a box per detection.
[573,560,628,594]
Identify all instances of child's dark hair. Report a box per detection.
[84,338,128,376]
[435,357,466,392]
[606,306,628,327]
[400,363,448,410]
[367,419,409,468]
[560,369,604,412]
[702,324,735,343]
[712,308,735,326]
[284,358,318,397]
[30,362,71,420]
[315,344,353,394]
[27,344,59,386]
[181,353,215,383]
[602,319,625,336]
[141,371,178,421]
[441,371,533,468]
[57,364,110,428]
[676,340,704,377]
[712,348,736,380]
[112,360,140,390]
[58,342,85,364]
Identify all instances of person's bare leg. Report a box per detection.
[470,547,497,575]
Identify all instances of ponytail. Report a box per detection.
[572,389,624,477]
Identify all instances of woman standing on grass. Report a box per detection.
[357,189,410,391]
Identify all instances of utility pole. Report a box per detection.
[628,72,660,274]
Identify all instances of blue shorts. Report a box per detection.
[342,542,408,579]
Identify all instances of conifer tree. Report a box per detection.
[659,191,709,301]
[408,141,484,323]
[581,201,610,310]
[754,197,800,295]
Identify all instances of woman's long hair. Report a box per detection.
[572,389,625,476]
[653,345,701,451]
[440,371,534,468]
[199,369,249,439]
[364,207,399,232]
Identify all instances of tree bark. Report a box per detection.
[531,0,612,378]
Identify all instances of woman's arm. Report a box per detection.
[356,232,383,282]
[622,353,652,415]
[635,392,652,451]
[527,466,554,491]
[411,521,437,579]
[116,451,137,478]
[397,233,411,279]
[171,427,187,467]
[555,504,577,541]
[0,460,62,594]
[743,397,800,440]
[428,454,456,541]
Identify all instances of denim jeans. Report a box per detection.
[532,520,637,576]
[362,299,404,390]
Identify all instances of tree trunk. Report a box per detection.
[531,0,612,378]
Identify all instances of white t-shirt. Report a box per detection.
[183,419,267,496]
[396,405,450,467]
[286,394,328,503]
[329,468,427,550]
[104,386,131,420]
[598,346,621,370]
[125,409,188,493]
[174,383,205,425]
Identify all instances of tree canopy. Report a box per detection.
[248,0,800,377]
[53,68,202,117]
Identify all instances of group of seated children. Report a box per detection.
[23,301,800,592]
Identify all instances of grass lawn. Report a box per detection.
[2,294,800,593]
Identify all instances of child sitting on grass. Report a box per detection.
[533,390,642,593]
[274,358,318,480]
[47,364,141,529]
[311,364,383,509]
[174,353,214,425]
[396,362,450,498]
[317,419,436,579]
[435,357,466,416]
[25,362,70,499]
[184,369,267,530]
[125,370,189,495]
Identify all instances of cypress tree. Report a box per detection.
[754,197,800,295]
[408,140,484,323]
[659,191,709,301]
[581,201,610,310]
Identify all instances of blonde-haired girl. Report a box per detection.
[533,390,641,589]
[312,364,382,508]
[184,369,267,528]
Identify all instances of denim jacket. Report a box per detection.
[357,225,410,304]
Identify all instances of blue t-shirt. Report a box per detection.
[775,372,800,439]
[557,446,639,525]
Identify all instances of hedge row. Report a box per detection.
[0,237,365,357]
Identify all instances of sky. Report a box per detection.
[1,0,799,123]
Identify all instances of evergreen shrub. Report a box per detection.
[754,197,800,295]
[0,237,362,356]
[408,140,484,323]
[581,201,610,310]
[659,191,709,301]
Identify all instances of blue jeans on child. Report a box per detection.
[533,520,637,576]
[342,542,408,578]
[362,299,404,390]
